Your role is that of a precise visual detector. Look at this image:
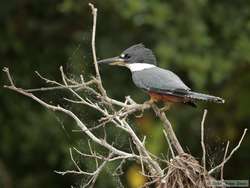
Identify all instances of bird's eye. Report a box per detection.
[120,54,130,59]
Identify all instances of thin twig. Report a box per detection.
[69,148,82,172]
[221,141,229,187]
[87,140,96,168]
[89,152,114,188]
[201,109,207,171]
[88,3,107,99]
[209,128,247,174]
[25,81,95,92]
[88,3,99,80]
[2,67,14,86]
[163,129,175,158]
[73,147,133,162]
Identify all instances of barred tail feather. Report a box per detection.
[187,91,225,104]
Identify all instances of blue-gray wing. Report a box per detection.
[132,67,190,95]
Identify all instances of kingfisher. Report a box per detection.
[98,44,224,109]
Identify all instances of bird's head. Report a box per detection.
[98,44,157,71]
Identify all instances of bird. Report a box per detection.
[97,44,225,110]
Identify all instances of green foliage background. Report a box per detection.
[1,0,249,187]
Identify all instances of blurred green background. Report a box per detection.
[1,0,250,187]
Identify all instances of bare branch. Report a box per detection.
[3,85,134,159]
[3,67,164,178]
[88,152,113,188]
[88,3,107,99]
[55,148,94,176]
[88,3,99,80]
[209,128,247,174]
[70,148,82,172]
[221,141,229,185]
[55,149,113,185]
[201,109,207,171]
[54,169,93,176]
[73,147,104,160]
[152,104,184,155]
[25,76,95,92]
[3,67,14,86]
[163,129,175,158]
[118,119,163,176]
[73,147,132,162]
[35,71,64,86]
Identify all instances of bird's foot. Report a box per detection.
[135,104,146,118]
[135,99,153,118]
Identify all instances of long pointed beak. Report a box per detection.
[97,56,125,66]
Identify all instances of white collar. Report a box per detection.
[127,63,156,72]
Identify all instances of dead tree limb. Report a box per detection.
[152,104,184,155]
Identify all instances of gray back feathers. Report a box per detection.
[132,67,190,93]
[131,67,225,103]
